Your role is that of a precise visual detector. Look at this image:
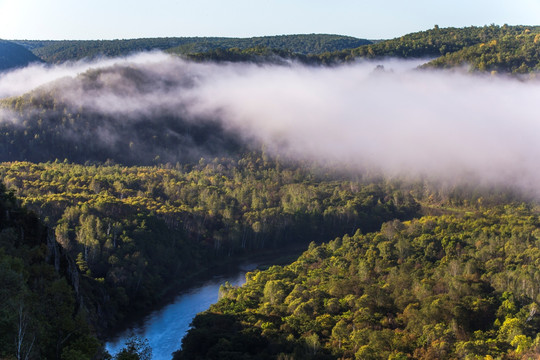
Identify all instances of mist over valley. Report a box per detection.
[1,52,539,195]
[1,24,540,360]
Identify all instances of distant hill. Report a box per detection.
[320,25,540,73]
[0,40,42,71]
[14,34,371,63]
[183,46,322,65]
[424,31,540,73]
[179,25,540,72]
[9,25,540,73]
[0,65,245,165]
[166,34,372,55]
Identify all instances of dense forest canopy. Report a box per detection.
[0,25,537,73]
[0,182,103,359]
[177,204,540,359]
[13,34,371,63]
[5,25,537,73]
[318,25,540,73]
[424,31,540,73]
[0,61,246,165]
[0,156,420,333]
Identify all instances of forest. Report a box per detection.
[0,156,420,335]
[424,31,540,73]
[177,203,540,359]
[0,24,539,359]
[0,182,103,359]
[12,34,371,64]
[1,25,539,73]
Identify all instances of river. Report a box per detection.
[104,261,261,359]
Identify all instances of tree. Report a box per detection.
[114,335,152,360]
[15,303,35,360]
[332,319,349,349]
[305,333,320,355]
[76,214,101,263]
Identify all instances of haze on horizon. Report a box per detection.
[0,0,539,40]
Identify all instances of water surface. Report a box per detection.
[105,262,257,359]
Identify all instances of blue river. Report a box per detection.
[105,262,258,360]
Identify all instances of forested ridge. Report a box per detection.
[146,25,540,73]
[177,203,540,359]
[13,34,371,63]
[5,25,540,74]
[0,40,42,71]
[315,25,540,73]
[0,156,420,341]
[332,25,539,59]
[424,31,540,73]
[0,65,243,165]
[0,182,103,359]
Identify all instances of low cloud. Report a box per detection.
[0,107,18,124]
[0,52,171,99]
[184,59,540,193]
[1,53,540,194]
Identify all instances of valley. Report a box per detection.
[0,24,539,359]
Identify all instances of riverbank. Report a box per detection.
[103,243,309,356]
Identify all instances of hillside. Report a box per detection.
[176,204,540,359]
[0,156,421,335]
[170,25,540,73]
[424,32,540,73]
[9,26,540,74]
[0,182,102,359]
[165,34,372,56]
[0,65,244,165]
[0,40,42,71]
[183,47,318,65]
[320,25,540,73]
[14,34,371,63]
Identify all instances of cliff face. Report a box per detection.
[0,184,101,359]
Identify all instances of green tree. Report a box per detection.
[114,335,152,360]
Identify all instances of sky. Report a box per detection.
[0,0,539,40]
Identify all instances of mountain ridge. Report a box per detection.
[13,34,371,63]
[0,39,43,71]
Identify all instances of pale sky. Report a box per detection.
[0,0,539,40]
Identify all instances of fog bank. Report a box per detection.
[1,53,539,194]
